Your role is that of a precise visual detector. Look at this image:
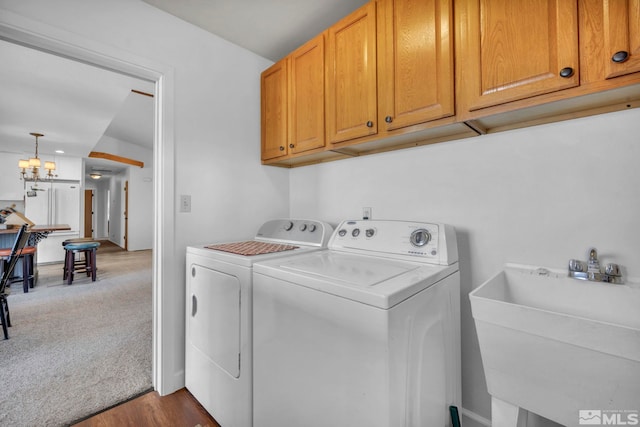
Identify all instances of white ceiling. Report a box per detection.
[0,39,155,159]
[141,0,368,61]
[0,1,367,179]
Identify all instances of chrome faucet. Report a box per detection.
[568,247,623,284]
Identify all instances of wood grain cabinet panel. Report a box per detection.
[326,2,378,144]
[289,33,326,154]
[457,0,580,112]
[603,0,640,79]
[261,58,288,161]
[377,0,454,131]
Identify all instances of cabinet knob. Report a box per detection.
[289,144,294,148]
[612,51,629,63]
[279,146,285,151]
[385,116,393,123]
[366,121,374,128]
[559,67,574,78]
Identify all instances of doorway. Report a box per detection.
[84,189,93,238]
[124,180,128,251]
[0,18,177,395]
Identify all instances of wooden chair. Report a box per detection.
[1,224,30,339]
[0,244,36,293]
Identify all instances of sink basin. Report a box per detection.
[470,264,640,426]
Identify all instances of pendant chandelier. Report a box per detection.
[18,132,56,183]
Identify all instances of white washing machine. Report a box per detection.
[185,219,334,427]
[253,219,461,427]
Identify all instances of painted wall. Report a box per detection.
[109,171,126,247]
[0,152,25,200]
[289,107,640,425]
[127,166,154,251]
[0,0,290,392]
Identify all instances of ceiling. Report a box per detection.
[0,0,367,181]
[141,0,369,62]
[0,38,154,180]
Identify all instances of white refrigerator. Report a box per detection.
[25,181,81,263]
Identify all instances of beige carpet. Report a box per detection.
[0,242,153,426]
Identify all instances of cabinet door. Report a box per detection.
[261,58,288,160]
[377,0,454,131]
[458,0,580,111]
[289,33,325,154]
[603,0,640,79]
[326,2,377,144]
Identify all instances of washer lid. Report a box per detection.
[257,251,458,309]
[280,251,417,287]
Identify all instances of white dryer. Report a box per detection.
[253,220,461,427]
[185,219,333,427]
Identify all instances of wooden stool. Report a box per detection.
[62,238,96,280]
[63,241,100,284]
[0,246,36,293]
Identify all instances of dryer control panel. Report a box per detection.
[329,220,458,265]
[255,219,333,247]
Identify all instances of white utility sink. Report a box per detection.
[470,264,640,427]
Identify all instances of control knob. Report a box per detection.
[284,221,294,231]
[410,229,431,247]
[299,224,307,231]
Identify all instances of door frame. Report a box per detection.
[0,11,179,394]
[124,180,128,251]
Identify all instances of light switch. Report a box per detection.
[180,195,191,213]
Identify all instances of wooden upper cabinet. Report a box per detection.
[603,0,640,79]
[457,0,580,112]
[326,2,378,144]
[289,33,325,154]
[377,0,454,131]
[261,58,288,161]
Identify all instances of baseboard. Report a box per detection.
[462,407,492,427]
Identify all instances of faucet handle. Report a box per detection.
[568,259,587,272]
[605,263,621,277]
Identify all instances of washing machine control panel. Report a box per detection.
[255,219,334,247]
[329,220,457,265]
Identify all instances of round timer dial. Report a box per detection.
[410,229,431,247]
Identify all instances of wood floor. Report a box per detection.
[72,388,221,427]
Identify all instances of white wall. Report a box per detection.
[108,172,126,247]
[0,0,290,393]
[127,166,154,251]
[289,107,640,425]
[0,152,25,200]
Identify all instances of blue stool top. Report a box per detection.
[65,242,101,250]
[62,238,95,247]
